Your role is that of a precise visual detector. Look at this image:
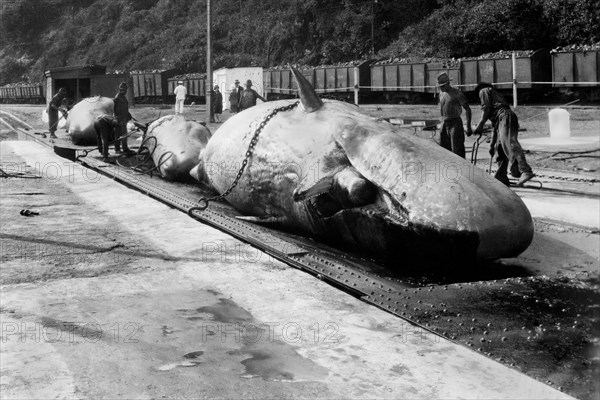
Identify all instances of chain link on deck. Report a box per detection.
[189,101,300,214]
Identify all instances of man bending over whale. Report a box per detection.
[94,114,119,162]
[474,82,534,187]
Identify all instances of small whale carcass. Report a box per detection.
[145,115,212,181]
[190,68,533,265]
[66,96,114,145]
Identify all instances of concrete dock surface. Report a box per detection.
[1,140,585,398]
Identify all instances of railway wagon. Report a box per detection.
[0,84,44,104]
[264,67,319,100]
[460,49,550,101]
[313,61,371,101]
[426,63,460,94]
[370,60,459,103]
[264,68,293,100]
[264,61,371,102]
[551,49,600,101]
[167,74,207,104]
[131,69,181,103]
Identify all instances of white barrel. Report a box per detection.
[41,109,66,129]
[548,108,570,139]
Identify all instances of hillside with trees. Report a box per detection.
[0,0,598,85]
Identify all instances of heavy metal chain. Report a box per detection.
[190,101,299,213]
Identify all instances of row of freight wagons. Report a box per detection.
[263,49,599,101]
[1,49,597,104]
[129,49,597,101]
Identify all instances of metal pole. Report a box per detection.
[370,1,374,58]
[512,51,517,108]
[354,67,359,105]
[206,0,213,123]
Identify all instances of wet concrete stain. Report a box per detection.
[156,351,205,371]
[390,363,412,376]
[195,298,253,323]
[205,288,220,296]
[161,325,174,336]
[156,359,202,371]
[183,351,204,359]
[230,341,328,382]
[39,317,104,342]
[186,288,329,382]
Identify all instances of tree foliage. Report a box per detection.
[380,0,599,58]
[0,0,597,85]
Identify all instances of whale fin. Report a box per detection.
[236,215,288,227]
[293,175,335,202]
[290,66,323,113]
[293,167,376,207]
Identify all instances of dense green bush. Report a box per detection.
[0,0,597,84]
[380,0,599,59]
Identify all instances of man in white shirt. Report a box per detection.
[174,81,187,114]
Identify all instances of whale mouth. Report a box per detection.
[307,193,342,218]
[307,198,480,266]
[306,189,410,226]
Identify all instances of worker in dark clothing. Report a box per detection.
[94,114,119,162]
[234,79,243,105]
[474,82,534,187]
[212,85,223,122]
[46,87,68,139]
[437,72,472,158]
[113,82,134,155]
[238,80,266,111]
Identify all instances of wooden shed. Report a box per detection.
[44,65,134,105]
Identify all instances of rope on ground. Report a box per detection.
[0,167,42,179]
[116,135,174,178]
[551,155,600,161]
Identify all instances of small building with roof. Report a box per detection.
[44,65,134,104]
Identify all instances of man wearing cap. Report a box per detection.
[46,87,68,139]
[113,82,134,155]
[174,80,187,114]
[474,82,534,187]
[238,80,266,112]
[437,72,472,158]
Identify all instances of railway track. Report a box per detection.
[11,125,600,399]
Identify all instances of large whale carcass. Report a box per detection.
[144,115,212,181]
[65,96,114,145]
[190,68,533,264]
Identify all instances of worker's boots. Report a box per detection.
[516,172,535,187]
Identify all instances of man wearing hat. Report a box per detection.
[234,79,243,104]
[228,83,239,114]
[211,85,223,122]
[174,80,187,114]
[113,82,134,155]
[437,72,472,158]
[238,79,266,112]
[46,87,68,139]
[473,82,534,187]
[229,79,243,114]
